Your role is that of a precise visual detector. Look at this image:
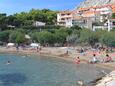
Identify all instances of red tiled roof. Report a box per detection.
[58,10,72,14]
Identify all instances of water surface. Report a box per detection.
[0,54,109,86]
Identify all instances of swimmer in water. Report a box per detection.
[6,61,11,65]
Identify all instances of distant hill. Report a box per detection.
[78,0,115,8]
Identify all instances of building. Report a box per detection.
[33,21,46,27]
[107,19,115,31]
[57,4,115,31]
[57,10,74,27]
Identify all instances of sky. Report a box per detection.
[0,0,83,15]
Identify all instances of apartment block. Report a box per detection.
[57,3,115,31]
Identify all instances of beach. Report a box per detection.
[0,46,115,70]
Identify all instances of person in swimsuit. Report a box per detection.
[76,57,81,64]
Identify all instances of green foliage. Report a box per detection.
[15,9,57,25]
[66,34,79,45]
[0,10,115,47]
[30,28,69,45]
[99,31,115,46]
[112,13,115,19]
[54,29,68,44]
[79,29,99,46]
[0,9,57,31]
[30,31,55,44]
[70,25,82,30]
[0,30,11,42]
[0,13,7,30]
[9,31,25,44]
[110,41,115,47]
[37,31,55,44]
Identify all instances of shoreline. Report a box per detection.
[0,47,115,86]
[0,47,114,71]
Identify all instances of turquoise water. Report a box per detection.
[0,54,109,86]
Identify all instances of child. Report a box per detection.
[75,57,81,64]
[105,54,112,62]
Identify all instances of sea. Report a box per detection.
[0,54,110,86]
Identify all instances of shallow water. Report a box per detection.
[0,54,110,86]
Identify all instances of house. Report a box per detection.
[33,21,46,27]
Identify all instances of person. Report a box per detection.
[16,44,19,51]
[105,54,112,62]
[89,54,98,64]
[80,48,85,55]
[75,57,81,64]
[37,46,39,52]
[65,49,69,56]
[6,61,11,65]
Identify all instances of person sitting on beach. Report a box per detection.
[89,54,98,64]
[75,57,81,64]
[80,48,85,55]
[104,54,112,62]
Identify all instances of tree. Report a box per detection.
[29,9,57,25]
[9,31,26,44]
[0,30,11,43]
[79,29,99,47]
[66,34,79,45]
[30,31,55,45]
[6,15,20,27]
[54,29,68,44]
[0,13,7,30]
[99,31,115,47]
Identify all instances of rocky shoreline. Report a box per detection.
[95,71,115,86]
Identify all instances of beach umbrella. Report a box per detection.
[7,43,15,47]
[30,43,39,48]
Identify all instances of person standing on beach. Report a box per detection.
[16,44,19,52]
[37,46,39,52]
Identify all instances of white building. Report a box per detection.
[57,4,115,30]
[107,19,115,31]
[57,10,74,27]
[33,21,46,27]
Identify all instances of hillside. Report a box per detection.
[78,0,115,8]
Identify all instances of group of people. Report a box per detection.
[74,54,113,64]
[89,54,113,64]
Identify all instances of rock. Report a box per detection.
[95,71,115,86]
[77,0,115,8]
